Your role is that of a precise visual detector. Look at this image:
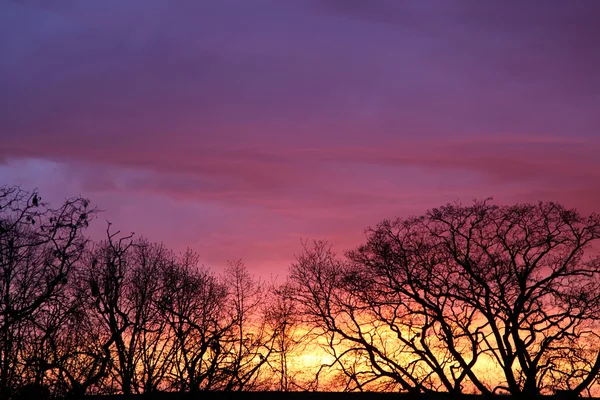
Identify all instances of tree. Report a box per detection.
[127,240,175,394]
[25,266,117,398]
[219,260,275,391]
[290,200,600,395]
[264,282,311,391]
[290,240,433,393]
[79,228,178,395]
[156,250,229,392]
[80,226,138,395]
[0,185,94,397]
[0,185,281,396]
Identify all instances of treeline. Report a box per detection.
[0,186,303,399]
[2,185,600,398]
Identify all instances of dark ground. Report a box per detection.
[80,392,584,400]
[12,386,587,400]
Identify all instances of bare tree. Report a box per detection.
[290,240,439,393]
[78,228,183,395]
[82,226,137,395]
[350,200,600,395]
[27,274,113,398]
[0,185,94,398]
[219,260,275,391]
[7,184,600,397]
[156,250,230,392]
[127,240,175,394]
[290,201,600,395]
[45,235,223,397]
[264,282,311,391]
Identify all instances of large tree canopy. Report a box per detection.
[291,200,600,395]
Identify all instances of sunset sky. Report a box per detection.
[1,0,599,276]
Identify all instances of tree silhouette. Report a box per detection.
[4,184,600,397]
[155,249,230,392]
[219,260,275,391]
[291,200,600,395]
[127,240,175,393]
[81,226,138,395]
[264,281,310,391]
[0,185,94,398]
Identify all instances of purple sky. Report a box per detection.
[1,0,599,276]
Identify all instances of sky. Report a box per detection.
[1,0,599,277]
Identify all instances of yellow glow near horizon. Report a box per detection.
[271,319,600,395]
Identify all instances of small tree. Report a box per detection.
[219,260,275,391]
[265,282,309,391]
[156,250,229,392]
[128,240,175,393]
